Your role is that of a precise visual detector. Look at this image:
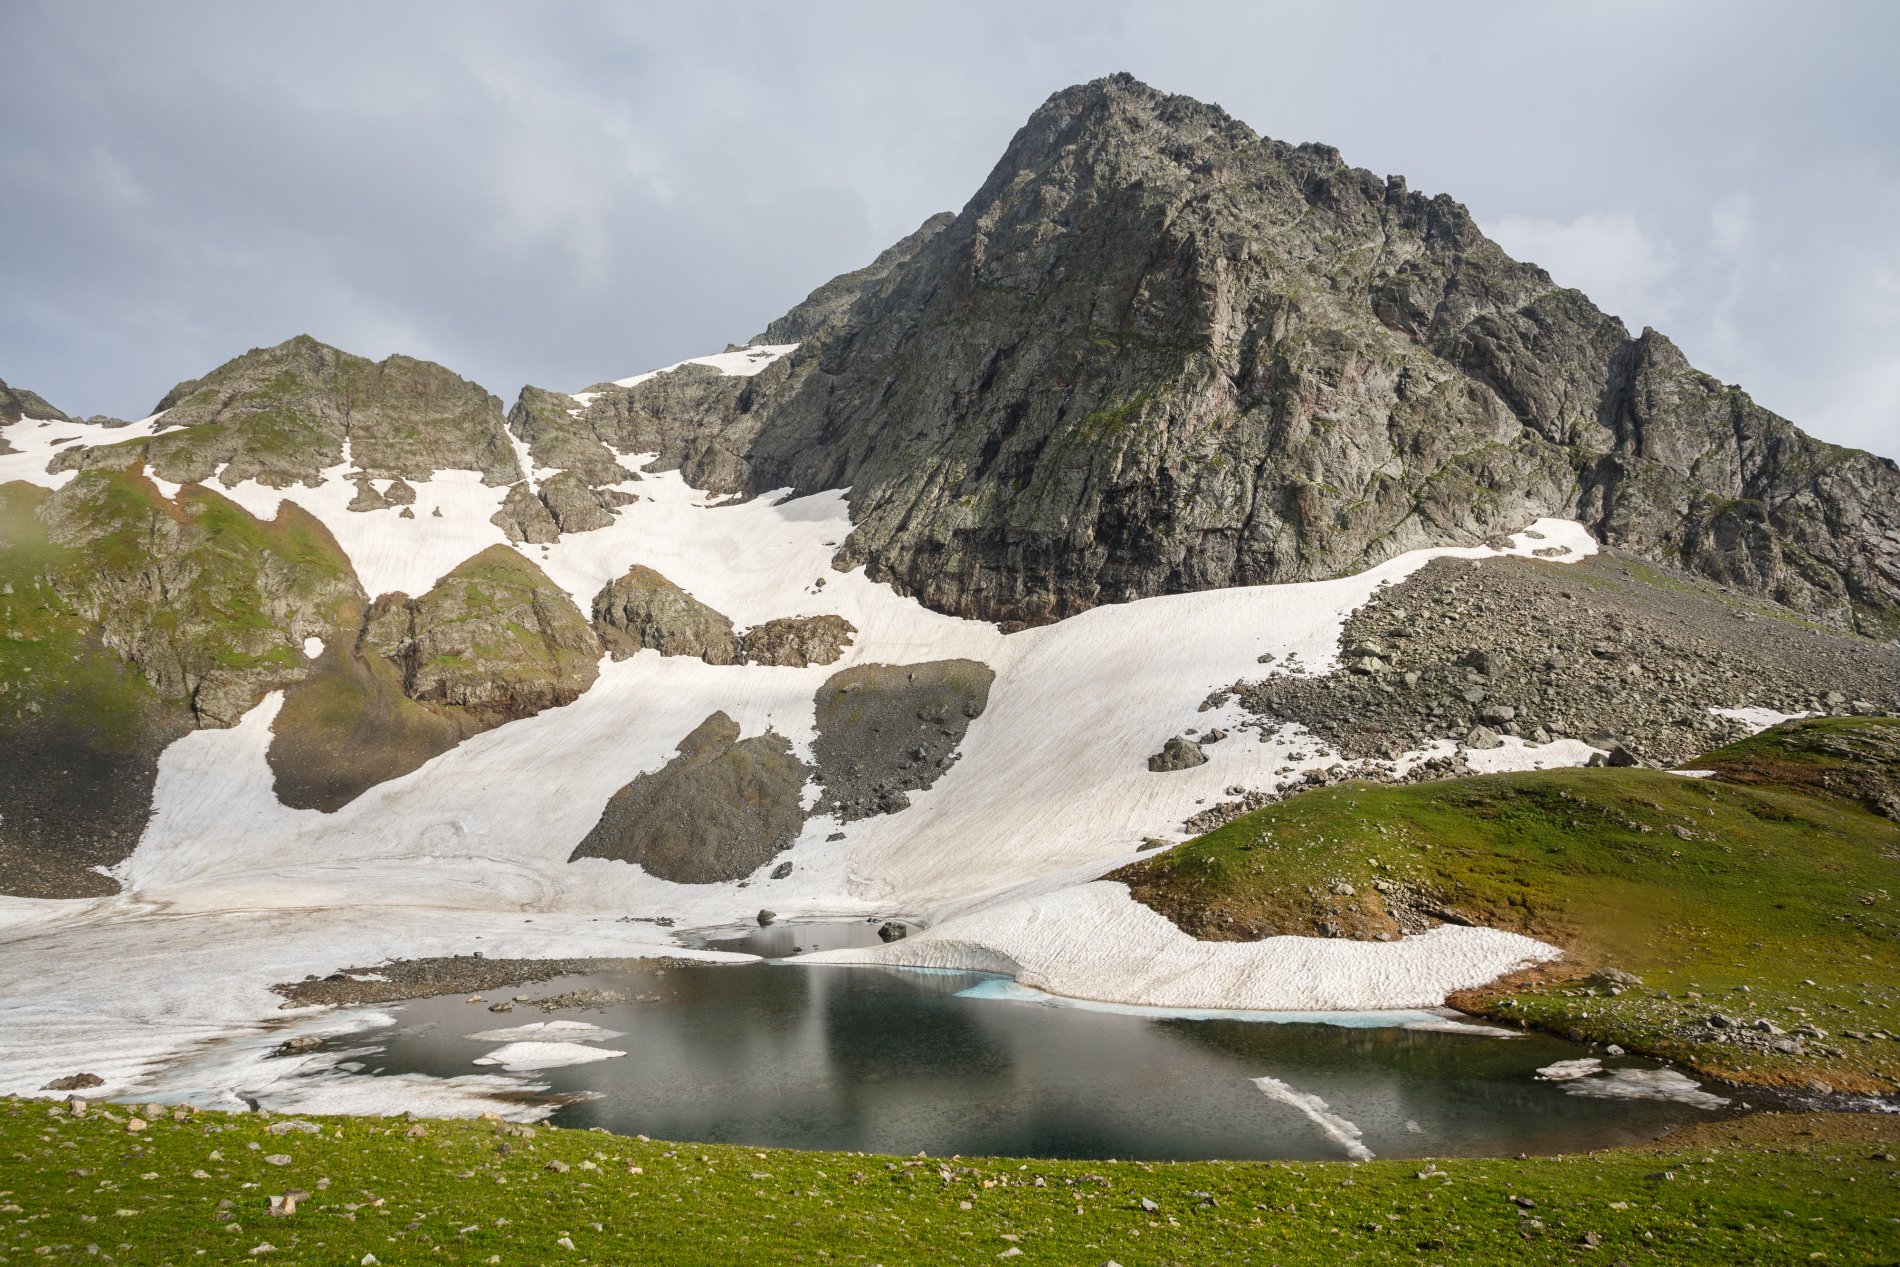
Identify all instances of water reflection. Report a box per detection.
[328,960,1730,1161]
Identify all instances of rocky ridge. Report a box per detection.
[572,74,1900,637]
[0,378,69,453]
[49,335,522,489]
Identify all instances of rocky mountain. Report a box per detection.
[2,73,1897,909]
[553,74,1899,636]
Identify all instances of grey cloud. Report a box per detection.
[2,0,1895,459]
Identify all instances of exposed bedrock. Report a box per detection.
[582,75,1900,636]
[812,659,996,821]
[1241,549,1900,768]
[592,565,740,664]
[739,614,855,667]
[360,546,600,721]
[568,711,810,883]
[49,335,521,489]
[591,565,856,667]
[0,376,69,453]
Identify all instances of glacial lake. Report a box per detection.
[316,933,1740,1162]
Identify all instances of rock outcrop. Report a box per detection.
[569,711,809,883]
[35,470,361,725]
[490,481,560,544]
[812,660,995,821]
[269,548,605,811]
[589,75,1900,637]
[51,335,521,489]
[739,615,855,667]
[361,546,600,724]
[0,377,69,452]
[591,565,740,664]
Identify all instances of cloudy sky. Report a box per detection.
[4,1,1897,458]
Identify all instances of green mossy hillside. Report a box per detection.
[1115,719,1900,1092]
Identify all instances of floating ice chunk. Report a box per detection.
[464,1020,625,1044]
[472,1041,628,1071]
[1252,1076,1373,1160]
[1535,1058,1603,1081]
[1561,1067,1729,1109]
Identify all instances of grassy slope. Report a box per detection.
[1115,719,1900,1093]
[3,1101,1895,1266]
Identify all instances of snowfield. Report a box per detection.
[0,348,1736,1120]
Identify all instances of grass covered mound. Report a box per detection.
[1114,718,1900,1093]
[3,1099,1895,1266]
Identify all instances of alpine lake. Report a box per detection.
[310,922,1739,1163]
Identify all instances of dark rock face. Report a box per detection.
[536,470,623,533]
[51,335,521,489]
[591,565,740,664]
[0,377,69,452]
[811,660,995,821]
[569,711,809,883]
[506,385,628,487]
[1241,550,1900,767]
[739,615,856,667]
[606,75,1900,637]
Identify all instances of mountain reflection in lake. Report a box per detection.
[331,958,1731,1161]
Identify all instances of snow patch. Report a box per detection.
[0,411,171,490]
[301,637,325,660]
[606,343,797,390]
[800,882,1560,1012]
[1713,706,1814,733]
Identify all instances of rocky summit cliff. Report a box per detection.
[550,73,1899,634]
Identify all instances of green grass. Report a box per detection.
[0,484,171,746]
[1115,719,1900,1092]
[3,1100,1895,1266]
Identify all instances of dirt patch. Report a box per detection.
[272,955,701,1008]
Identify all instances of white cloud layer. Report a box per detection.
[1,0,1895,459]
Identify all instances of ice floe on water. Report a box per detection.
[1252,1076,1375,1161]
[1560,1067,1731,1110]
[1537,1058,1729,1109]
[473,1042,629,1072]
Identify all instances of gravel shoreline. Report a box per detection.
[272,954,711,1008]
